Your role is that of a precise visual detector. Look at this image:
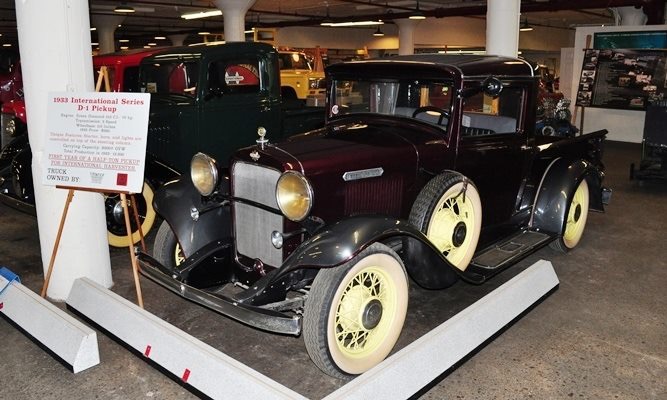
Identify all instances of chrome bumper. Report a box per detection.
[136,250,302,336]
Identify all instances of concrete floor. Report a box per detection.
[1,141,665,399]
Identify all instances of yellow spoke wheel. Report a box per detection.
[106,181,156,247]
[552,178,589,252]
[409,173,482,271]
[303,243,408,378]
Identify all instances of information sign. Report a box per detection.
[43,92,150,193]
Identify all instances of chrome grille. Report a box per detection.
[232,161,283,267]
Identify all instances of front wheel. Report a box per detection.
[550,178,589,252]
[106,181,156,247]
[303,243,408,379]
[153,220,185,269]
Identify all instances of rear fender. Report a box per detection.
[153,172,231,257]
[531,158,604,235]
[267,215,462,290]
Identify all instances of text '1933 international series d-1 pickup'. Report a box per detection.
[137,54,612,379]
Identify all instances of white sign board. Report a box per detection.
[43,92,151,193]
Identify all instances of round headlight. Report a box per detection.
[276,171,313,222]
[190,153,218,196]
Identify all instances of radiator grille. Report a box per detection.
[344,177,403,216]
[232,161,283,267]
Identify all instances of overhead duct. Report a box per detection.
[610,6,648,25]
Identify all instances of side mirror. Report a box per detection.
[482,76,503,97]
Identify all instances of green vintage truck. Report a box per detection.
[141,42,325,175]
[128,42,325,246]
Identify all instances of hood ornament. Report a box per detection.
[256,126,268,149]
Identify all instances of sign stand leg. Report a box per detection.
[120,193,144,308]
[129,193,146,252]
[41,189,75,298]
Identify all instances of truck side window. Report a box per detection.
[207,58,260,97]
[462,83,524,137]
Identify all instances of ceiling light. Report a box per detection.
[409,1,426,20]
[114,3,135,13]
[322,20,384,27]
[120,46,129,50]
[3,44,12,47]
[519,19,533,31]
[119,39,129,43]
[373,27,384,37]
[181,10,222,20]
[147,42,157,46]
[198,31,211,35]
[154,35,166,40]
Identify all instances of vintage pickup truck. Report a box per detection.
[139,54,611,378]
[0,42,324,246]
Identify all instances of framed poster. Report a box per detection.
[43,92,150,193]
[576,48,666,110]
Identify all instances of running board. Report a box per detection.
[470,230,554,273]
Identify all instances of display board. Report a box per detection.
[43,92,150,193]
[576,48,666,110]
[576,31,667,110]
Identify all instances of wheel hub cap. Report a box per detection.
[361,299,383,330]
[452,221,467,247]
[573,204,581,223]
[112,201,125,224]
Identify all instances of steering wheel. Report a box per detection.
[412,106,451,126]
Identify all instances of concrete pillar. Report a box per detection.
[15,0,112,300]
[486,0,520,57]
[394,19,421,55]
[168,34,189,47]
[213,0,255,42]
[91,15,126,54]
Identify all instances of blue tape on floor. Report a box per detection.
[0,266,21,296]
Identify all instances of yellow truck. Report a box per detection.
[278,50,325,104]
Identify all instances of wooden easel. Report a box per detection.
[95,66,112,92]
[40,187,146,307]
[42,67,146,306]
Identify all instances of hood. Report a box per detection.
[232,115,436,220]
[257,116,436,175]
[149,93,196,107]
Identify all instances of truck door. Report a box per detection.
[455,81,532,229]
[199,55,281,166]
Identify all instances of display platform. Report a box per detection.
[66,261,557,399]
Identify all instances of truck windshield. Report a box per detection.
[139,60,199,97]
[330,79,454,125]
[279,53,312,70]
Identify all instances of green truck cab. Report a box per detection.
[140,42,325,174]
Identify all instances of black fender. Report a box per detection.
[266,215,465,290]
[531,157,604,235]
[144,153,181,188]
[152,172,231,257]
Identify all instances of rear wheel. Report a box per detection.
[106,181,156,247]
[303,243,408,379]
[153,220,185,269]
[409,172,482,271]
[550,178,589,252]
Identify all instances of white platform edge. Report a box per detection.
[0,274,100,373]
[65,259,557,399]
[66,277,307,400]
[326,259,559,400]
